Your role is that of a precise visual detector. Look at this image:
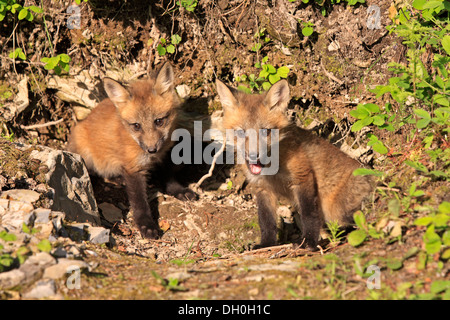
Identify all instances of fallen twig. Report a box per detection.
[194,141,226,191]
[20,118,64,130]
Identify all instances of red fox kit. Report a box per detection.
[68,62,194,239]
[216,79,374,249]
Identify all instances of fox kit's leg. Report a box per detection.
[123,170,160,239]
[292,178,322,250]
[254,189,278,249]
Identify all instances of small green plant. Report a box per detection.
[299,20,314,37]
[414,201,450,260]
[250,28,271,53]
[157,34,181,56]
[9,47,26,60]
[41,53,71,75]
[326,221,345,246]
[236,56,290,92]
[347,211,384,247]
[0,0,43,22]
[150,270,187,291]
[177,0,197,12]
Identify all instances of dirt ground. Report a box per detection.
[1,0,448,300]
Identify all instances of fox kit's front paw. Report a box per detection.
[134,214,161,239]
[175,188,198,201]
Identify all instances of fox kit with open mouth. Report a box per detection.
[216,79,374,250]
[68,62,194,238]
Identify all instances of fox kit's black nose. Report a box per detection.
[147,147,157,154]
[248,152,258,163]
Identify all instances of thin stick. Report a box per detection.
[194,141,226,191]
[20,118,64,130]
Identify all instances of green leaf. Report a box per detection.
[18,8,28,20]
[302,26,313,37]
[351,119,365,132]
[414,216,433,226]
[156,44,166,56]
[268,73,280,84]
[348,229,367,247]
[439,202,450,214]
[166,44,175,54]
[171,34,181,45]
[423,225,441,254]
[27,5,43,13]
[266,64,276,74]
[363,103,380,114]
[0,231,17,242]
[42,57,58,70]
[58,54,70,63]
[430,280,450,294]
[37,239,52,253]
[353,211,367,230]
[414,108,431,119]
[433,214,449,228]
[262,81,272,91]
[259,69,269,79]
[276,66,289,78]
[387,259,403,270]
[442,35,450,56]
[352,168,383,177]
[412,0,426,10]
[433,94,450,107]
[372,141,388,154]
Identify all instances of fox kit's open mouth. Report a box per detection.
[247,159,264,175]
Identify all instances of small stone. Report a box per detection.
[98,202,123,223]
[0,189,40,203]
[88,226,110,244]
[0,269,26,290]
[23,279,57,299]
[34,208,51,224]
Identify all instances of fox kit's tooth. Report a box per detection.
[217,79,374,250]
[67,62,186,239]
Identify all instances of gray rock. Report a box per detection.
[0,269,26,290]
[34,208,52,224]
[29,146,100,226]
[0,189,40,203]
[19,252,57,285]
[98,202,123,223]
[23,279,57,299]
[88,226,110,244]
[43,258,89,280]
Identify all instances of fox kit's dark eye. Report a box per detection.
[154,118,165,127]
[131,123,141,131]
[261,129,271,137]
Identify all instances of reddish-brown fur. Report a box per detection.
[217,79,374,249]
[67,62,180,238]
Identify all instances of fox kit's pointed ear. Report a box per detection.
[216,79,238,110]
[264,79,290,111]
[104,78,131,105]
[155,62,174,95]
